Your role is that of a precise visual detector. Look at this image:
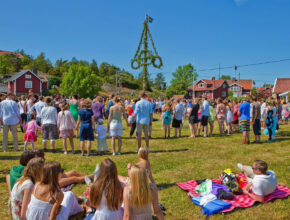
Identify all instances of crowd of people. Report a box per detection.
[0,91,289,154]
[2,89,288,219]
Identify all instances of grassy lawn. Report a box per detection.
[0,118,289,220]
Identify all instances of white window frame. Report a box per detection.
[232,86,240,91]
[25,81,32,89]
[222,91,227,97]
[198,83,204,88]
[25,74,31,79]
[223,83,226,88]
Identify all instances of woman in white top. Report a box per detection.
[26,161,83,220]
[40,97,58,152]
[10,157,44,220]
[85,158,123,220]
[18,95,27,132]
[26,95,34,122]
[225,101,233,135]
[123,165,164,220]
[107,97,128,155]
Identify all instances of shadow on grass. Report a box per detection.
[157,183,176,190]
[278,131,290,137]
[7,141,24,146]
[0,177,6,183]
[0,168,10,175]
[150,148,189,153]
[43,148,189,156]
[0,155,20,161]
[263,137,290,143]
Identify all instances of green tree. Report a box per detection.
[21,55,32,69]
[154,73,166,90]
[29,52,53,73]
[60,64,102,98]
[91,59,99,75]
[48,76,62,89]
[0,54,21,74]
[119,71,139,89]
[251,87,257,95]
[98,62,110,77]
[220,75,231,80]
[166,64,198,98]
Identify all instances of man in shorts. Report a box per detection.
[131,91,153,150]
[239,98,251,144]
[172,99,184,138]
[252,97,261,143]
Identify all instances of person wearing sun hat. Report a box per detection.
[238,97,251,144]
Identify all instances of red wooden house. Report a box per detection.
[273,78,290,102]
[6,70,48,96]
[227,79,253,98]
[187,77,229,100]
[257,86,272,97]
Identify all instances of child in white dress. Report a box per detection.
[96,119,108,155]
[26,161,82,220]
[226,102,234,135]
[10,157,44,220]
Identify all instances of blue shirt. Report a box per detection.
[202,100,210,116]
[134,98,153,125]
[106,100,114,116]
[0,99,20,125]
[30,101,46,118]
[239,102,251,121]
[174,103,184,120]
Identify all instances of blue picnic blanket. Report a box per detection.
[192,196,232,218]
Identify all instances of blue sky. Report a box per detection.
[1,0,290,86]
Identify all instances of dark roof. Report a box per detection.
[6,70,42,82]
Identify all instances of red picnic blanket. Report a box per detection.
[176,174,290,213]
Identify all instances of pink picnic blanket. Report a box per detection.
[176,174,290,213]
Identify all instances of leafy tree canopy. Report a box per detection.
[220,75,231,80]
[60,64,102,98]
[166,64,198,98]
[154,73,166,90]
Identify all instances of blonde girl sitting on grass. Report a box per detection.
[127,147,155,185]
[123,165,164,220]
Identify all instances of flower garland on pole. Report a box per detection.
[131,16,163,90]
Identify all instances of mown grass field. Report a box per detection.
[0,118,289,220]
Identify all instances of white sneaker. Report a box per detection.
[64,151,67,155]
[112,152,116,156]
[85,176,92,186]
[237,163,243,171]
